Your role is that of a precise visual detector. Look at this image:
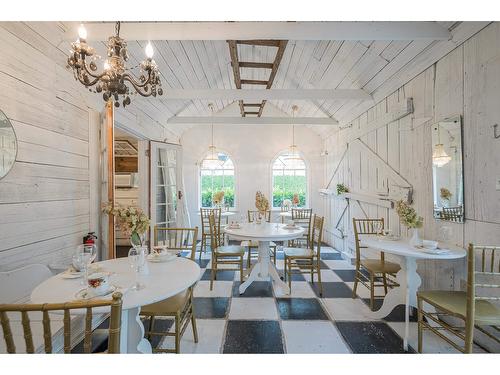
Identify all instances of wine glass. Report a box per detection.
[373,221,383,239]
[128,247,145,291]
[72,252,88,286]
[76,244,97,285]
[439,226,452,242]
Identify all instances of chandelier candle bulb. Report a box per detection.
[77,24,87,41]
[145,42,154,59]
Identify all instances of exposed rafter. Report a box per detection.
[167,116,338,125]
[66,22,451,41]
[137,89,372,101]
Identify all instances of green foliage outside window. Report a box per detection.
[272,175,307,207]
[201,174,235,207]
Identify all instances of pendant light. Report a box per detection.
[202,103,223,169]
[285,105,304,168]
[432,124,451,167]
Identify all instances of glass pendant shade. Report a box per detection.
[203,146,223,169]
[432,143,451,167]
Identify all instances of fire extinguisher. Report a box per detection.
[83,232,98,245]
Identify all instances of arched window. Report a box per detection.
[272,151,307,208]
[200,151,235,208]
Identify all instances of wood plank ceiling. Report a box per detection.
[98,21,468,137]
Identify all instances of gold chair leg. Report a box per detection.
[370,273,375,311]
[417,296,423,353]
[240,255,244,283]
[146,315,155,341]
[190,299,199,343]
[382,273,388,294]
[175,313,180,354]
[310,262,314,284]
[288,259,292,291]
[283,255,287,282]
[247,247,252,268]
[352,267,359,299]
[210,256,217,290]
[317,262,323,297]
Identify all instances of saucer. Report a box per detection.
[228,224,241,229]
[284,224,298,229]
[147,253,176,263]
[75,285,117,300]
[61,269,84,279]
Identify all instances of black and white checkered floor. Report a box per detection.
[143,244,477,354]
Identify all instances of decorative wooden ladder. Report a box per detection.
[227,40,288,117]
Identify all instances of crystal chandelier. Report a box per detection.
[202,104,224,170]
[285,105,304,168]
[67,22,163,108]
[432,125,451,167]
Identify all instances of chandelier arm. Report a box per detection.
[80,60,107,80]
[122,70,154,89]
[123,76,154,97]
[75,68,105,87]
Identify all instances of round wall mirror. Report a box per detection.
[0,109,17,179]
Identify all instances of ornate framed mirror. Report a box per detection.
[431,115,464,223]
[0,109,17,179]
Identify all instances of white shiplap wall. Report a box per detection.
[322,23,500,290]
[0,22,168,271]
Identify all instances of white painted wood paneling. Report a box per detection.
[322,23,500,292]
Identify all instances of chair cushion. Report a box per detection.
[241,240,276,248]
[141,290,189,315]
[215,245,246,255]
[284,247,313,257]
[417,290,500,325]
[360,259,400,274]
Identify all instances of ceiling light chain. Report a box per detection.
[67,21,163,108]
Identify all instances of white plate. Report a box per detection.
[61,270,84,279]
[383,235,401,241]
[75,285,117,300]
[147,254,177,263]
[228,225,241,229]
[420,248,450,255]
[284,225,298,229]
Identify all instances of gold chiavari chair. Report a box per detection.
[352,218,400,310]
[440,206,464,223]
[0,292,122,354]
[417,244,500,353]
[284,215,325,296]
[199,208,222,259]
[289,208,313,248]
[140,227,199,354]
[280,203,290,224]
[209,213,245,290]
[241,210,277,267]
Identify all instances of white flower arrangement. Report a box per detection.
[102,203,150,246]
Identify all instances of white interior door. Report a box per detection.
[150,141,183,245]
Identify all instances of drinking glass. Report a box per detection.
[373,221,383,239]
[72,252,88,286]
[76,244,97,286]
[128,247,145,291]
[439,226,452,242]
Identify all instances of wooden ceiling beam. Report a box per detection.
[66,22,451,41]
[227,40,245,116]
[140,89,373,101]
[240,79,269,85]
[259,40,288,116]
[237,61,274,69]
[167,116,339,125]
[235,40,282,47]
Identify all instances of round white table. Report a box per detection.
[360,235,466,351]
[225,222,304,294]
[31,257,200,353]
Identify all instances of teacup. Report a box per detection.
[285,220,296,227]
[422,240,438,250]
[87,272,110,296]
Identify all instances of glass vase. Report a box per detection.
[409,227,423,247]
